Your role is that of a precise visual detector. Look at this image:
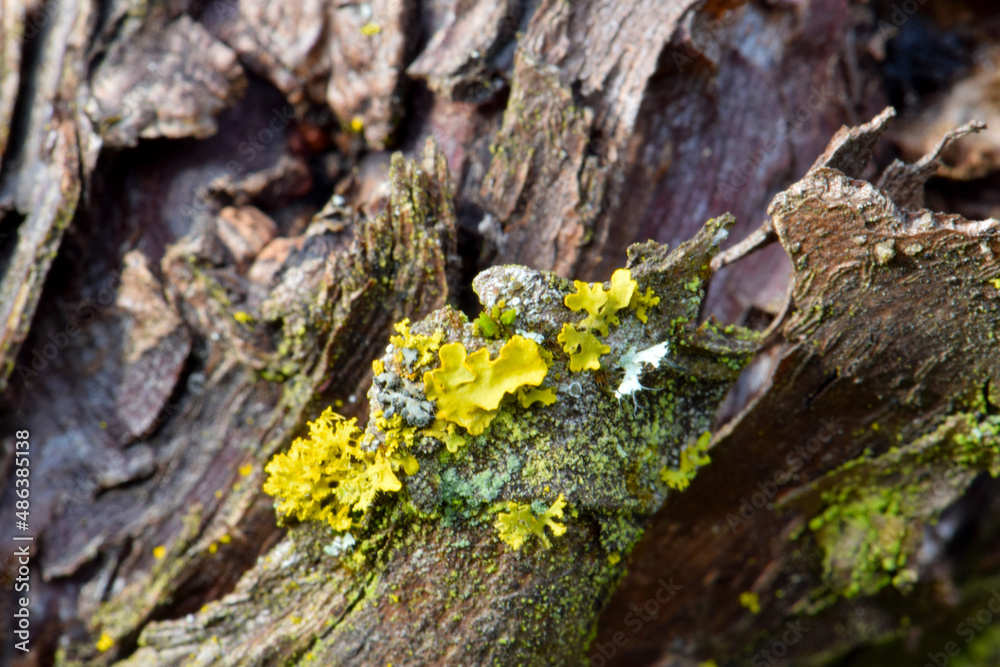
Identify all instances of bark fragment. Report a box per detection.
[114,210,756,667]
[595,112,1000,667]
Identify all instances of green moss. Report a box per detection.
[474,299,518,338]
[797,412,1000,598]
[951,617,1000,667]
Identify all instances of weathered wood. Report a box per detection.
[596,113,1000,666]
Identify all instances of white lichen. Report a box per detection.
[614,341,671,409]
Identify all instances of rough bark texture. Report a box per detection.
[1,0,1000,666]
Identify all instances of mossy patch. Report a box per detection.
[789,412,1000,598]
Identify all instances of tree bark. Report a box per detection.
[1,1,1000,666]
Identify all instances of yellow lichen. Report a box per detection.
[661,431,712,491]
[565,269,637,335]
[374,412,422,472]
[739,591,761,614]
[557,325,610,372]
[424,418,467,453]
[390,318,444,377]
[423,335,550,435]
[630,287,660,323]
[495,494,568,549]
[559,268,657,371]
[152,545,166,560]
[96,632,114,652]
[263,408,415,530]
[517,386,558,408]
[565,280,613,334]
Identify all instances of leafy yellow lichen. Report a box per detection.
[374,412,422,473]
[263,408,415,530]
[565,269,636,335]
[565,281,612,334]
[495,494,568,549]
[559,268,658,370]
[423,335,550,435]
[661,431,712,491]
[424,418,467,453]
[630,287,660,323]
[96,632,114,652]
[390,318,444,376]
[557,325,610,372]
[518,386,558,408]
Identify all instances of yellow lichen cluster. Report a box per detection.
[263,316,561,536]
[661,431,712,491]
[557,269,659,371]
[373,412,421,462]
[424,335,553,436]
[263,408,417,530]
[495,494,568,549]
[95,632,115,652]
[739,591,761,614]
[390,318,444,378]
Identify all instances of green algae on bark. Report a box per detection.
[782,412,1000,599]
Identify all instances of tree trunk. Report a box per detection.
[1,1,1000,666]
